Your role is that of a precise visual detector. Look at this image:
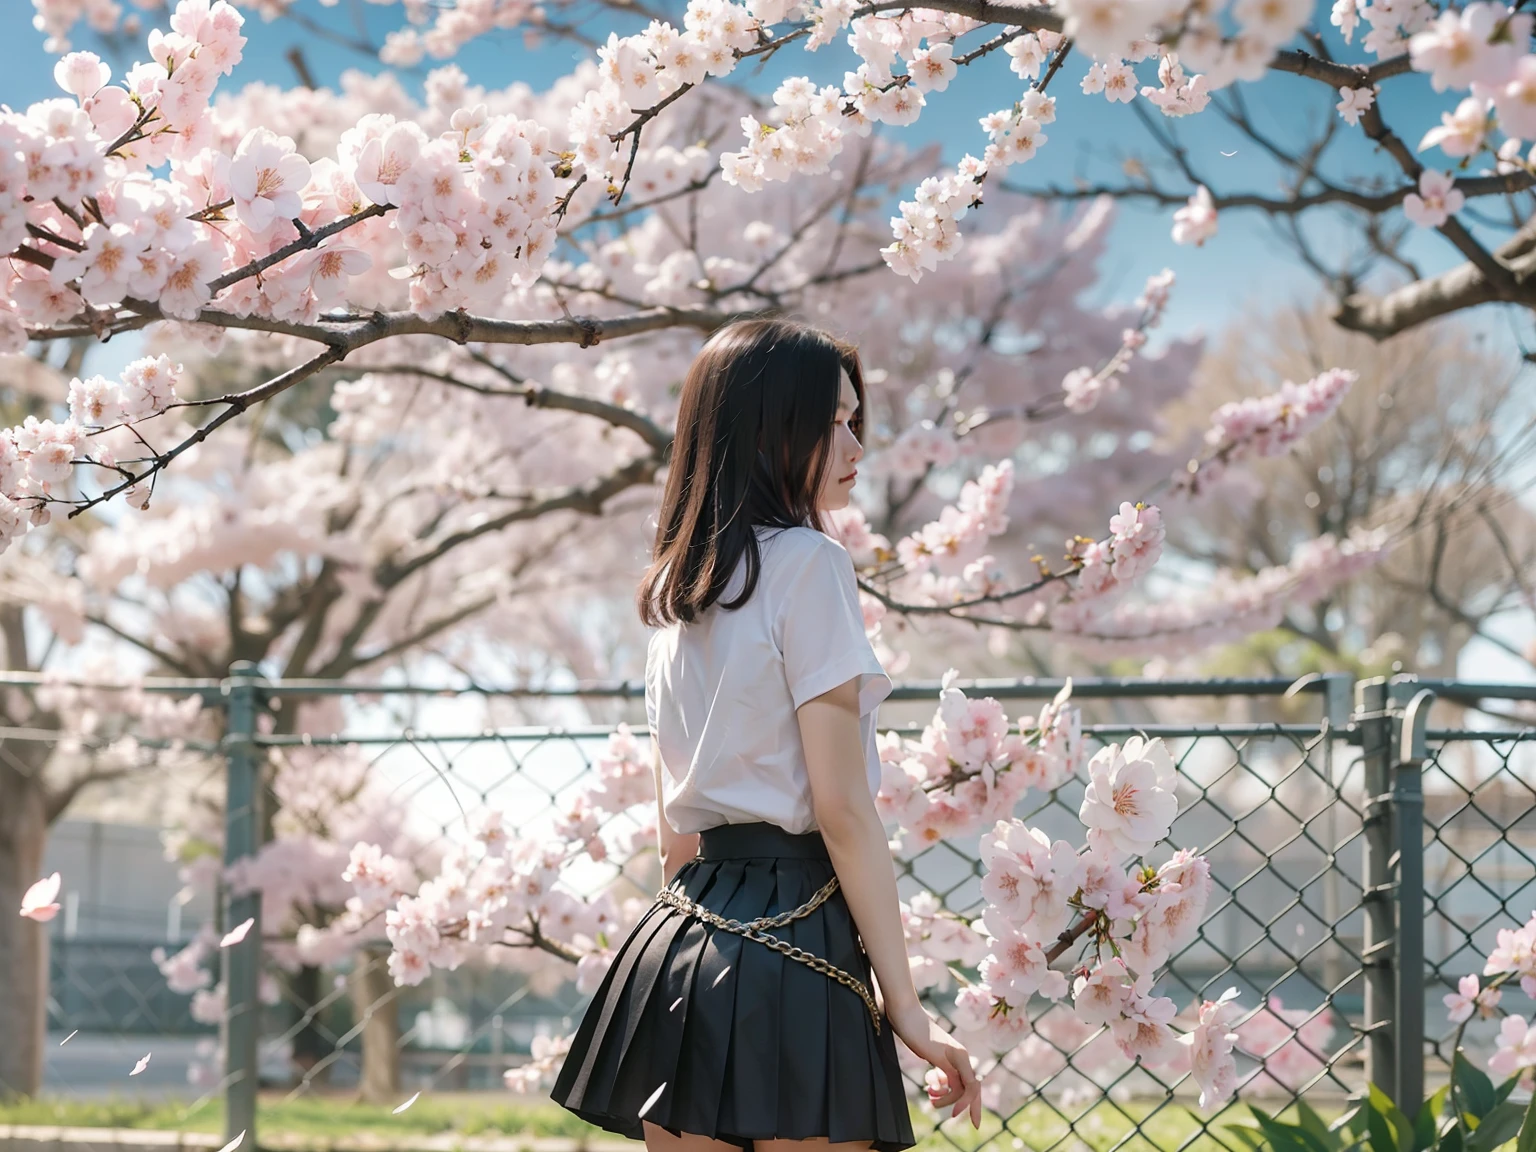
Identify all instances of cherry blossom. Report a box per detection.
[1489,1015,1536,1080]
[1234,995,1336,1091]
[1172,186,1218,246]
[1445,974,1502,1023]
[1078,736,1179,861]
[1484,919,1536,995]
[1181,988,1243,1107]
[1337,85,1377,125]
[229,128,311,236]
[1403,170,1466,228]
[19,873,62,922]
[1419,96,1493,156]
[979,821,1085,939]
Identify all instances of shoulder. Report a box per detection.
[760,525,854,573]
[759,526,858,604]
[645,626,675,676]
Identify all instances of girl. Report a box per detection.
[551,317,982,1152]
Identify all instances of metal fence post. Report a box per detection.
[1389,678,1434,1118]
[223,661,264,1146]
[1320,673,1355,997]
[1357,676,1396,1100]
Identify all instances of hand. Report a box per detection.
[887,998,982,1128]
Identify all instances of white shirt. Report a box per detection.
[645,525,892,836]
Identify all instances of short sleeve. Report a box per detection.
[778,537,893,715]
[644,630,661,736]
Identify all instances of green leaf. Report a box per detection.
[1416,1088,1449,1152]
[1368,1084,1416,1152]
[1419,1086,1452,1152]
[1454,1052,1499,1119]
[1369,1102,1402,1152]
[1511,1079,1536,1152]
[1443,1123,1466,1152]
[1224,1123,1270,1152]
[1466,1101,1527,1152]
[1247,1106,1331,1152]
[1297,1100,1342,1152]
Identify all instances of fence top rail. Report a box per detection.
[1425,727,1536,742]
[2,668,1530,708]
[251,720,1336,748]
[0,670,1364,699]
[1412,680,1536,704]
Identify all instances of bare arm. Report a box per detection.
[798,679,981,1126]
[651,735,699,885]
[798,680,918,1017]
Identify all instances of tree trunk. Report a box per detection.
[350,949,400,1104]
[0,777,51,1098]
[285,964,332,1086]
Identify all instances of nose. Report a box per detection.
[846,426,863,466]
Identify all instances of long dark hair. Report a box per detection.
[638,317,865,627]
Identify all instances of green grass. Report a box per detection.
[0,1093,1337,1152]
[0,1094,602,1143]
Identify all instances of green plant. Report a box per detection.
[1226,1056,1535,1152]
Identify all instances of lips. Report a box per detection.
[839,471,857,484]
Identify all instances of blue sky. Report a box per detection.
[10,0,1530,347]
[9,0,1534,681]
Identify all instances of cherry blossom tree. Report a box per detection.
[1,0,1445,1106]
[1153,300,1536,682]
[32,0,1536,347]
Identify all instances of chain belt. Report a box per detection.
[655,875,882,1032]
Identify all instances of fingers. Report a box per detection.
[925,1057,963,1111]
[944,1041,981,1128]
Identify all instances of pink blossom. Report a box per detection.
[1121,851,1211,974]
[1408,3,1529,92]
[1172,186,1218,246]
[1485,56,1536,139]
[1235,994,1335,1091]
[20,872,62,921]
[1181,988,1242,1107]
[1078,735,1179,861]
[1419,96,1492,156]
[1337,85,1377,126]
[1484,922,1536,990]
[1490,1015,1536,1079]
[1108,502,1165,582]
[576,949,614,994]
[1073,957,1135,1025]
[229,128,311,235]
[979,820,1085,938]
[1403,170,1464,228]
[979,907,1069,1008]
[53,52,111,100]
[1110,978,1181,1065]
[1445,974,1502,1023]
[1079,851,1148,921]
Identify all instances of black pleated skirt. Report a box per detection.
[550,821,916,1150]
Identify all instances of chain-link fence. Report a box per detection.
[14,671,1536,1152]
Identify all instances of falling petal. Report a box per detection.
[392,1092,421,1114]
[19,873,62,922]
[220,918,255,948]
[638,1083,667,1118]
[130,1053,151,1076]
[217,1133,246,1152]
[712,966,730,988]
[60,1031,78,1046]
[669,997,683,1012]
